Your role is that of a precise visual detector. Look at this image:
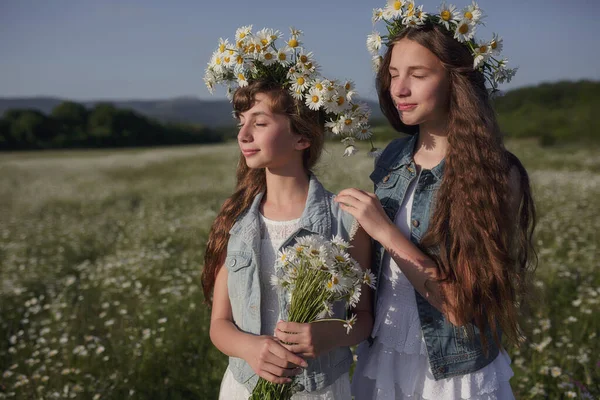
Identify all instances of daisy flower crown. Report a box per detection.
[204,26,376,155]
[367,1,517,93]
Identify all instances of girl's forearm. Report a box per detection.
[378,223,446,313]
[210,318,256,360]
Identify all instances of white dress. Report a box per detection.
[352,173,515,400]
[219,213,352,400]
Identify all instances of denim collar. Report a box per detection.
[390,134,446,181]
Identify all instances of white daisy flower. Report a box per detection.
[203,71,217,94]
[355,125,373,140]
[290,74,310,92]
[311,79,328,94]
[403,0,416,20]
[235,25,253,42]
[343,145,358,157]
[326,274,344,293]
[256,28,279,47]
[276,47,293,66]
[331,235,351,250]
[209,51,225,74]
[363,270,377,289]
[372,8,384,24]
[290,87,304,100]
[462,1,483,25]
[372,55,383,71]
[340,113,359,133]
[403,5,427,26]
[366,32,383,56]
[348,286,362,308]
[217,38,230,54]
[236,71,249,87]
[287,35,302,50]
[289,26,303,37]
[343,314,358,334]
[437,2,460,29]
[296,51,316,69]
[343,80,356,101]
[472,40,492,69]
[325,118,345,135]
[454,19,476,42]
[260,50,277,66]
[305,87,324,111]
[490,33,503,55]
[385,0,404,19]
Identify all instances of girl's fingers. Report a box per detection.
[258,370,293,384]
[337,188,373,203]
[334,194,363,209]
[268,342,308,368]
[274,329,299,344]
[276,320,307,334]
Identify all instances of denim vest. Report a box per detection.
[370,134,500,380]
[225,174,357,393]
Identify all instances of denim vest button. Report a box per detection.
[407,166,414,173]
[412,219,420,227]
[228,258,236,267]
[383,174,391,183]
[438,366,448,374]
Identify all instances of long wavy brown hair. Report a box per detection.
[377,24,537,348]
[201,80,326,304]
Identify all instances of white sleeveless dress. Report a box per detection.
[351,172,515,400]
[218,214,352,400]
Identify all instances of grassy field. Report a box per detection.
[0,139,598,399]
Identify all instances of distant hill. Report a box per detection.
[0,96,383,128]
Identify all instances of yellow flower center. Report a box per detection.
[236,56,244,64]
[337,97,345,106]
[393,0,402,10]
[464,11,473,19]
[335,255,345,262]
[215,57,221,65]
[491,41,497,49]
[261,39,268,45]
[297,77,305,85]
[270,35,278,40]
[219,43,226,53]
[417,11,423,18]
[238,73,245,81]
[315,83,323,90]
[278,53,287,61]
[264,53,273,60]
[228,49,234,55]
[479,45,488,53]
[312,95,320,103]
[458,23,469,34]
[332,276,339,285]
[344,119,352,125]
[223,56,230,63]
[441,10,451,21]
[407,3,414,12]
[305,62,313,69]
[247,44,255,52]
[288,38,298,48]
[345,83,351,90]
[300,55,308,63]
[236,41,244,48]
[239,32,246,39]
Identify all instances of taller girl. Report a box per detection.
[337,2,537,399]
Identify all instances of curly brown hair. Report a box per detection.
[201,80,326,304]
[377,24,537,348]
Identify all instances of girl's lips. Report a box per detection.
[397,103,417,111]
[242,149,260,157]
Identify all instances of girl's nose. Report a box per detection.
[237,123,252,143]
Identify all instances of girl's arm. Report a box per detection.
[335,167,523,326]
[209,265,307,384]
[274,227,374,358]
[334,188,450,318]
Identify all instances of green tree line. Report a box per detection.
[0,101,223,150]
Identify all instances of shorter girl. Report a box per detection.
[201,27,375,399]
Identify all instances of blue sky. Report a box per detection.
[0,0,598,101]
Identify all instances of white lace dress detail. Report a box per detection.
[351,173,515,400]
[219,214,351,399]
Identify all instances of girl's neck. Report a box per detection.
[261,166,309,221]
[414,120,448,170]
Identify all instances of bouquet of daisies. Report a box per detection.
[204,25,379,156]
[250,234,376,400]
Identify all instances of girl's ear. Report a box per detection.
[294,135,311,151]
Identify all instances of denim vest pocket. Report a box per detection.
[226,251,253,302]
[370,165,400,189]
